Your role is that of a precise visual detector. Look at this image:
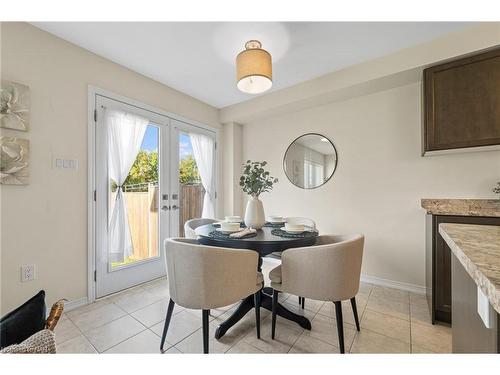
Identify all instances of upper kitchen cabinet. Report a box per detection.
[423,47,500,155]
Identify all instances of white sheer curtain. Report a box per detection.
[189,132,215,218]
[106,108,148,262]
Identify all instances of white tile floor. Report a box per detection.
[55,259,451,354]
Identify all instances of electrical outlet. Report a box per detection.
[21,264,35,282]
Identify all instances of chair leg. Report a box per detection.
[298,296,302,304]
[160,298,175,351]
[202,309,209,354]
[254,292,261,339]
[334,301,345,354]
[271,290,279,340]
[301,297,305,310]
[350,297,360,331]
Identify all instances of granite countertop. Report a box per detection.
[422,199,500,217]
[439,223,500,314]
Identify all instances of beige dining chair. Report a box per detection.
[268,234,364,353]
[161,238,263,353]
[271,216,317,309]
[184,218,219,239]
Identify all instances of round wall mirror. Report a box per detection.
[283,133,338,189]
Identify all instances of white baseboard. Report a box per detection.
[262,257,426,295]
[361,274,426,295]
[46,296,88,315]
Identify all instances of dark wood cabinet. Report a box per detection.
[426,214,500,324]
[423,47,500,154]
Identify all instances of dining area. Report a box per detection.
[160,148,365,353]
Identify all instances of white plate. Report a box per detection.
[216,228,241,234]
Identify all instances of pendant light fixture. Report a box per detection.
[236,40,272,94]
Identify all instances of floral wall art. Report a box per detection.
[1,80,30,132]
[0,137,30,185]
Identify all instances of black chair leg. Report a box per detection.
[298,296,305,309]
[254,292,261,339]
[350,297,360,331]
[301,297,305,310]
[334,301,345,354]
[271,290,279,340]
[160,298,175,351]
[202,309,209,354]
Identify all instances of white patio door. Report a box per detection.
[95,95,171,298]
[169,119,217,237]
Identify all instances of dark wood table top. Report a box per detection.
[196,224,318,256]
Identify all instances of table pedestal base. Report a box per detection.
[214,287,311,339]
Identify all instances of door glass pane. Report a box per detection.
[178,132,204,236]
[110,124,160,268]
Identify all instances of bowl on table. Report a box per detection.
[267,215,286,224]
[224,216,242,223]
[283,223,305,233]
[217,221,242,234]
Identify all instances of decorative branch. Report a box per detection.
[239,160,278,197]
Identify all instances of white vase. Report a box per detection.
[244,196,265,229]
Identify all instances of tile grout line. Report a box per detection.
[349,284,374,353]
[82,313,149,353]
[409,296,413,353]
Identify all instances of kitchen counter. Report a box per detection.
[439,223,500,353]
[422,199,500,217]
[439,223,500,314]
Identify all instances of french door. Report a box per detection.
[93,94,216,298]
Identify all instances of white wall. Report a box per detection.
[0,22,222,314]
[242,82,500,289]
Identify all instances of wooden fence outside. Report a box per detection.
[123,184,204,260]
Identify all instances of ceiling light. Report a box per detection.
[236,40,272,94]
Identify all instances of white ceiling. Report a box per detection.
[32,22,472,108]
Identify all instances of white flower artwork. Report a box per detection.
[0,80,30,131]
[0,137,29,185]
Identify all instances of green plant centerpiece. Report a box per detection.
[240,160,278,229]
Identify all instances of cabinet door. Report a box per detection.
[423,47,500,153]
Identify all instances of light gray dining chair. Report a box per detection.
[269,234,364,353]
[161,238,263,353]
[269,216,317,309]
[184,218,219,239]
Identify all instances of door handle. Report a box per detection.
[171,205,179,210]
[161,205,170,211]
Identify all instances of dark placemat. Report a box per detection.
[271,228,319,239]
[263,221,286,228]
[208,230,257,240]
[212,222,246,228]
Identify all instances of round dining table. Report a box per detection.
[196,224,318,339]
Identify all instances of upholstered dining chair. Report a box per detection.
[269,216,317,309]
[184,218,219,239]
[268,234,364,353]
[161,238,263,353]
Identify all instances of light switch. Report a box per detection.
[53,157,78,170]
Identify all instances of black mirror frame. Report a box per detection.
[282,133,338,190]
